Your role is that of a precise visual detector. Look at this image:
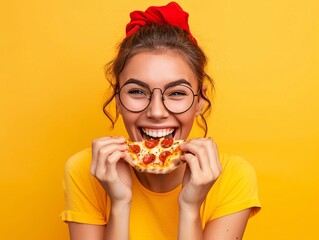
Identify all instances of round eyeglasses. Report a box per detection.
[117,82,199,114]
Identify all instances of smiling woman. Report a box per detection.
[60,2,261,240]
[1,0,318,239]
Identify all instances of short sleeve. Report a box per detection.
[203,154,261,222]
[60,148,108,225]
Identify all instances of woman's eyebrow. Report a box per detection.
[124,78,192,88]
[164,79,192,88]
[124,78,150,88]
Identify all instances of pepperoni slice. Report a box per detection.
[129,144,140,154]
[161,138,174,148]
[159,151,171,163]
[145,139,159,149]
[142,153,156,164]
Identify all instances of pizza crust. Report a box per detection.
[131,151,183,174]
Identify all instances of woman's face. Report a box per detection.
[117,50,205,141]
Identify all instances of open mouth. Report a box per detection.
[141,128,175,140]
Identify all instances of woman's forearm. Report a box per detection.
[178,205,203,240]
[104,202,131,240]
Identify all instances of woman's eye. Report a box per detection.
[128,89,147,95]
[169,91,186,96]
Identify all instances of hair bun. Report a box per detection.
[126,2,197,45]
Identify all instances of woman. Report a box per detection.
[61,2,261,239]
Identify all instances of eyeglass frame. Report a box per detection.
[116,80,200,114]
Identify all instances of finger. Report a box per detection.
[182,163,191,187]
[211,141,222,173]
[122,151,134,166]
[201,138,220,174]
[91,136,126,174]
[181,152,202,179]
[91,139,127,175]
[95,150,127,182]
[181,139,211,173]
[116,159,132,188]
[92,136,126,159]
[197,138,222,179]
[181,138,222,181]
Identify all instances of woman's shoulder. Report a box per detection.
[218,153,257,180]
[220,153,254,169]
[204,153,261,220]
[64,148,92,176]
[63,148,103,193]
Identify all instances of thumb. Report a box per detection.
[122,151,134,166]
[182,164,191,187]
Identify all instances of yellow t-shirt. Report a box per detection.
[60,148,261,239]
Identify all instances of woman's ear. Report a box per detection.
[195,85,207,116]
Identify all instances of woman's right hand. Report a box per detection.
[90,136,133,206]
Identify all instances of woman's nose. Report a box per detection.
[145,89,169,119]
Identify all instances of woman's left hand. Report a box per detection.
[178,138,222,210]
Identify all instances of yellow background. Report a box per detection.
[1,0,318,239]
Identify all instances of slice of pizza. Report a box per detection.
[127,137,185,174]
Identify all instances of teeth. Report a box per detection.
[142,128,174,138]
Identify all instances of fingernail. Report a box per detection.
[119,136,126,142]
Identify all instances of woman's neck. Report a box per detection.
[133,164,186,193]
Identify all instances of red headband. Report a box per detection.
[126,2,197,45]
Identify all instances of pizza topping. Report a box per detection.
[142,153,156,164]
[144,139,159,149]
[159,151,171,163]
[129,144,140,154]
[160,138,174,148]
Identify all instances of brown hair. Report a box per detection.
[103,24,214,137]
